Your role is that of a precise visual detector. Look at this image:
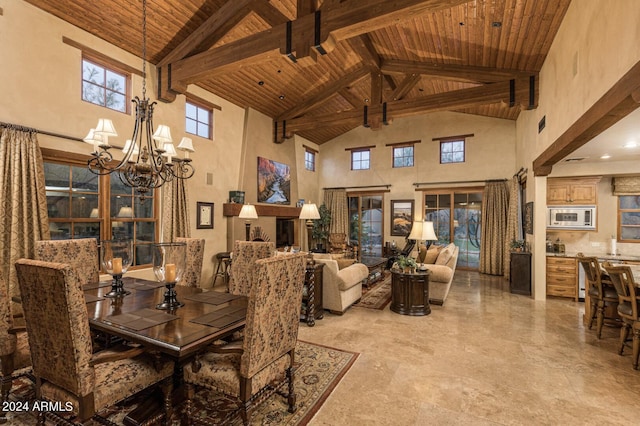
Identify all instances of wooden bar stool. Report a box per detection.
[212,252,231,289]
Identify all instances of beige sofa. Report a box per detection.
[312,254,369,314]
[418,243,459,305]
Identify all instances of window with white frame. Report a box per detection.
[440,139,465,164]
[81,57,129,113]
[186,100,212,139]
[351,149,370,170]
[393,145,414,168]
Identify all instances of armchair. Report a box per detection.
[183,254,306,425]
[313,254,369,314]
[14,259,174,424]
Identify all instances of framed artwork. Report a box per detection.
[524,201,534,235]
[196,202,214,229]
[390,200,414,236]
[257,157,291,204]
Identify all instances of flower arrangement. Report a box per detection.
[510,239,526,252]
[395,255,417,272]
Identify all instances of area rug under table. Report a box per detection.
[6,340,358,426]
[353,272,391,310]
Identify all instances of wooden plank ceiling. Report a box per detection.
[25,0,572,144]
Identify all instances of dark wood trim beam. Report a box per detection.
[533,60,640,176]
[381,59,538,83]
[296,0,318,17]
[390,74,421,101]
[276,66,370,121]
[168,0,469,91]
[385,140,422,147]
[253,0,291,25]
[278,77,534,136]
[223,203,301,218]
[432,133,474,141]
[344,145,376,151]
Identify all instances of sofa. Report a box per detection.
[312,253,369,314]
[417,243,459,305]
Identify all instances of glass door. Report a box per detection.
[348,194,384,257]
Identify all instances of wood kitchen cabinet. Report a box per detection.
[546,256,578,300]
[547,177,601,205]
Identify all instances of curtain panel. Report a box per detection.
[0,127,50,299]
[162,167,190,241]
[479,180,509,276]
[503,177,522,280]
[324,189,348,234]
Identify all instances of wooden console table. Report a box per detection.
[390,270,431,316]
[301,263,324,327]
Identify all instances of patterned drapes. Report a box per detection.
[479,180,509,276]
[162,167,190,241]
[0,127,50,298]
[324,189,348,234]
[503,177,522,280]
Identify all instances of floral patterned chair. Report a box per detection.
[176,237,205,287]
[14,259,174,424]
[34,238,100,285]
[183,253,306,425]
[228,241,275,296]
[0,274,30,422]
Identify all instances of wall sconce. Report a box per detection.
[238,204,258,241]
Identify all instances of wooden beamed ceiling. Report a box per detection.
[25,0,572,144]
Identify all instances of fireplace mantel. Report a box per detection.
[223,203,301,218]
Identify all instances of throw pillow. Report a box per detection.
[423,245,442,264]
[336,258,356,269]
[435,245,454,266]
[417,245,427,263]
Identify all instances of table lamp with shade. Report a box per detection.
[408,220,438,269]
[299,202,320,253]
[238,204,258,241]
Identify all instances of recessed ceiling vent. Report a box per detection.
[564,157,586,163]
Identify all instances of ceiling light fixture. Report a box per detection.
[600,154,611,159]
[624,141,638,148]
[84,0,194,198]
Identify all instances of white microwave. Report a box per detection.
[547,206,596,230]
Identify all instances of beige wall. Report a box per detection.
[320,111,517,247]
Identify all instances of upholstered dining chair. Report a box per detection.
[34,238,100,285]
[14,259,175,425]
[183,253,306,425]
[602,262,640,369]
[176,237,205,287]
[576,253,618,339]
[0,274,30,422]
[228,241,275,296]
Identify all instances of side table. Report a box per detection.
[390,270,431,316]
[301,263,324,326]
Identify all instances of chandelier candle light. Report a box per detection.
[84,0,195,197]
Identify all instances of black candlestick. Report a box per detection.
[156,281,184,310]
[104,274,130,298]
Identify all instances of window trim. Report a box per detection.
[391,144,415,168]
[81,54,132,115]
[617,195,640,243]
[304,148,316,171]
[439,139,466,164]
[350,148,371,170]
[185,96,215,140]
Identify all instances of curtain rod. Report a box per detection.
[324,184,392,190]
[513,167,528,177]
[413,178,506,187]
[0,121,83,142]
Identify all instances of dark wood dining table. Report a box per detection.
[83,276,247,424]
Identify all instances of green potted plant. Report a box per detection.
[311,203,331,252]
[395,255,417,273]
[510,239,526,252]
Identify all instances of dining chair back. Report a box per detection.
[183,253,306,425]
[14,259,174,424]
[34,238,99,285]
[228,240,275,296]
[602,262,640,369]
[576,253,618,339]
[176,237,205,287]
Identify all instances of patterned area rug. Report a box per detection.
[353,272,391,310]
[5,341,358,426]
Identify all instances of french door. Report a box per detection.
[348,193,384,257]
[424,189,483,269]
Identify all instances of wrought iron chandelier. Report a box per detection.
[84,0,194,197]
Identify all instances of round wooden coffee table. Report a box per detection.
[390,270,431,316]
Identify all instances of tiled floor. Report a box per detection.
[299,270,640,425]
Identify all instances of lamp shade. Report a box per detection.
[238,204,258,219]
[177,137,195,152]
[117,206,134,218]
[122,139,139,156]
[152,124,173,143]
[94,118,118,137]
[162,143,177,156]
[408,221,437,241]
[299,202,320,220]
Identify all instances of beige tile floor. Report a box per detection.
[299,270,640,426]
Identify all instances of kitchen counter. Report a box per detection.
[546,252,640,262]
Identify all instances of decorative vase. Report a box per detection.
[101,239,133,297]
[153,242,186,310]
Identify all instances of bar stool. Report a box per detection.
[212,252,231,289]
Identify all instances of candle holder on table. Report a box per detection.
[153,242,186,310]
[101,239,133,297]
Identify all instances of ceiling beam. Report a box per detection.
[253,0,291,25]
[275,77,535,139]
[276,66,371,121]
[533,60,640,176]
[390,73,421,101]
[381,59,538,83]
[162,0,470,99]
[338,87,364,109]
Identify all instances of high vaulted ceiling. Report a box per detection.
[25,0,571,144]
